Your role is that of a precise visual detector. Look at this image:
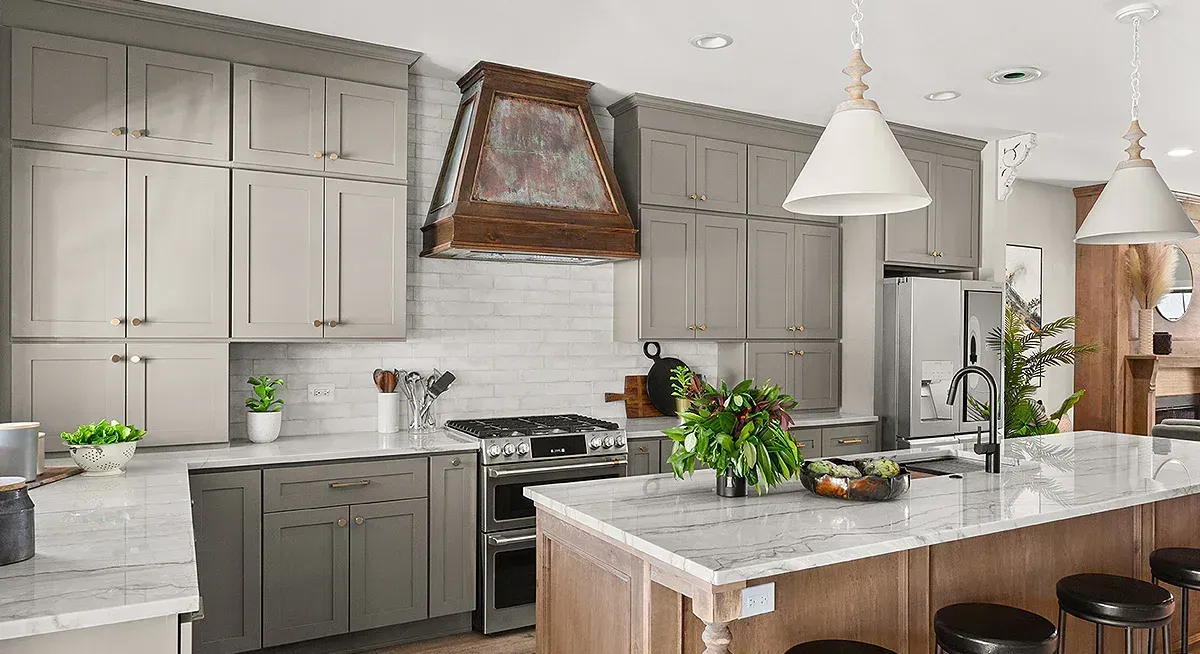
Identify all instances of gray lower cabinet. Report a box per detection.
[349,499,429,632]
[262,506,351,647]
[884,150,980,270]
[191,470,262,654]
[127,47,231,160]
[11,343,126,453]
[789,428,820,458]
[428,454,477,618]
[821,424,879,457]
[629,439,661,476]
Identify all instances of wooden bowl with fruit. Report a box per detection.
[799,457,911,502]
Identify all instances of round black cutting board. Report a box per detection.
[643,341,688,416]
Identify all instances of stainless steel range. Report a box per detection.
[444,414,627,634]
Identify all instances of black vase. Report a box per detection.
[715,468,747,497]
[1154,332,1173,355]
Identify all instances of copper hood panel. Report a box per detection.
[421,62,637,264]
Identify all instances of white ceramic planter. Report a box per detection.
[247,411,282,444]
[67,442,138,476]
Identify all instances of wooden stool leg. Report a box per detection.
[702,621,732,654]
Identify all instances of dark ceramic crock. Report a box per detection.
[0,477,34,565]
[715,468,747,497]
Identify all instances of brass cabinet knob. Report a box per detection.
[688,324,697,331]
[700,194,707,201]
[328,153,339,160]
[639,445,648,453]
[111,127,125,136]
[689,193,697,200]
[110,354,122,363]
[130,129,146,138]
[129,355,143,364]
[797,325,805,332]
[788,326,797,332]
[111,317,122,326]
[327,319,338,328]
[337,519,347,528]
[797,349,805,356]
[787,350,796,356]
[314,319,324,327]
[313,151,324,159]
[130,317,143,326]
[451,458,461,467]
[698,324,707,331]
[354,516,364,525]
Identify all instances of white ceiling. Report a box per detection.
[146,0,1200,193]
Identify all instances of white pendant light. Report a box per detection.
[783,0,930,217]
[1075,3,1197,245]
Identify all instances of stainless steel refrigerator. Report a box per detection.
[879,277,1004,449]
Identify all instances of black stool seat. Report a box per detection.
[934,603,1058,654]
[785,640,897,654]
[1150,548,1200,589]
[1056,574,1174,625]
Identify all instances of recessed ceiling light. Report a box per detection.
[1168,148,1196,157]
[988,67,1044,85]
[924,91,962,102]
[690,33,733,50]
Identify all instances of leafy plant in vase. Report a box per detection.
[245,376,284,444]
[62,419,146,476]
[664,370,802,497]
[669,365,695,424]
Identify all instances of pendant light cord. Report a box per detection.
[850,0,864,50]
[1130,15,1142,121]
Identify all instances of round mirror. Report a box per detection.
[1157,246,1193,322]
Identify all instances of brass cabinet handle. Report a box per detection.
[314,319,324,327]
[700,194,707,201]
[337,519,347,527]
[110,354,122,363]
[354,516,364,525]
[313,151,324,159]
[129,355,143,364]
[839,438,864,445]
[111,127,125,136]
[329,479,371,488]
[130,317,143,326]
[797,442,808,448]
[698,324,707,331]
[689,193,697,200]
[451,458,461,467]
[111,317,123,326]
[130,129,146,138]
[328,153,339,160]
[327,319,338,328]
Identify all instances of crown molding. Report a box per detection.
[35,0,422,66]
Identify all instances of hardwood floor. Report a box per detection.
[369,628,535,654]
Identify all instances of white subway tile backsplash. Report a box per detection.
[228,72,717,439]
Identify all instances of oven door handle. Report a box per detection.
[486,459,627,478]
[487,533,538,546]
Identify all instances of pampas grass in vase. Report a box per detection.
[1126,244,1177,354]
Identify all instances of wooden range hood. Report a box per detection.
[421,62,637,265]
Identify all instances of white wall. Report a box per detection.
[229,73,718,438]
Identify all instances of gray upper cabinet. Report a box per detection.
[191,470,262,654]
[323,180,407,339]
[884,150,937,266]
[794,342,840,410]
[11,150,126,338]
[325,79,408,180]
[232,170,325,339]
[745,342,794,393]
[747,220,795,340]
[637,208,696,339]
[234,65,325,172]
[11,343,127,453]
[262,506,351,647]
[695,137,747,214]
[349,499,429,631]
[747,146,796,219]
[639,129,696,209]
[127,161,230,338]
[127,47,231,160]
[884,150,980,270]
[11,30,126,149]
[428,454,477,618]
[794,224,840,340]
[694,214,747,339]
[126,343,229,446]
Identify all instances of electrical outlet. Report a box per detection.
[308,383,335,403]
[741,582,775,618]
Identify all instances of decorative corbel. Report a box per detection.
[998,133,1038,201]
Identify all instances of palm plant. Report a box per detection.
[983,308,1098,437]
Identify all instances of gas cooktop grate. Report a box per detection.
[445,414,619,438]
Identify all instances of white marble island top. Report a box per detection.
[526,431,1200,587]
[0,430,478,641]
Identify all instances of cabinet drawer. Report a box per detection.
[821,424,878,457]
[789,428,821,458]
[264,458,428,513]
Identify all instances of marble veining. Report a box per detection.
[0,430,478,641]
[526,432,1200,587]
[622,411,877,440]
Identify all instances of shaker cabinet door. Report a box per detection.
[639,129,696,209]
[191,470,263,654]
[232,171,325,339]
[11,343,127,453]
[349,499,429,631]
[745,343,795,398]
[325,79,408,180]
[694,214,747,339]
[794,342,840,411]
[695,137,747,214]
[628,439,661,476]
[127,161,230,339]
[11,149,126,338]
[262,507,350,647]
[127,47,231,160]
[125,343,229,447]
[884,150,937,265]
[428,454,478,618]
[747,146,796,219]
[638,208,696,339]
[11,30,127,149]
[747,220,795,340]
[794,223,840,340]
[233,65,325,171]
[934,155,981,269]
[323,180,407,339]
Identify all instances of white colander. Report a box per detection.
[67,442,138,476]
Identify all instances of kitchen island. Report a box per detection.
[526,431,1200,654]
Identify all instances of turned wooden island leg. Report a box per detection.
[701,621,733,654]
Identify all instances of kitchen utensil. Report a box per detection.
[0,423,40,482]
[373,369,387,393]
[604,375,665,418]
[0,477,34,566]
[643,342,689,416]
[378,392,400,433]
[67,442,138,476]
[428,371,456,398]
[799,458,912,502]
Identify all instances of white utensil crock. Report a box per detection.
[378,393,401,433]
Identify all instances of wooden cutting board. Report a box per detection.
[25,466,83,490]
[605,375,666,418]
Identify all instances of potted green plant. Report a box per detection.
[664,372,802,497]
[245,376,284,443]
[670,365,695,424]
[61,419,146,476]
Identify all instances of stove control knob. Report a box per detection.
[516,442,530,456]
[502,442,516,456]
[487,444,502,458]
[603,436,615,448]
[615,435,626,447]
[589,437,602,449]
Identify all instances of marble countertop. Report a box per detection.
[0,430,478,641]
[526,431,1200,587]
[622,411,877,439]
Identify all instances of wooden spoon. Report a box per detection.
[373,369,387,393]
